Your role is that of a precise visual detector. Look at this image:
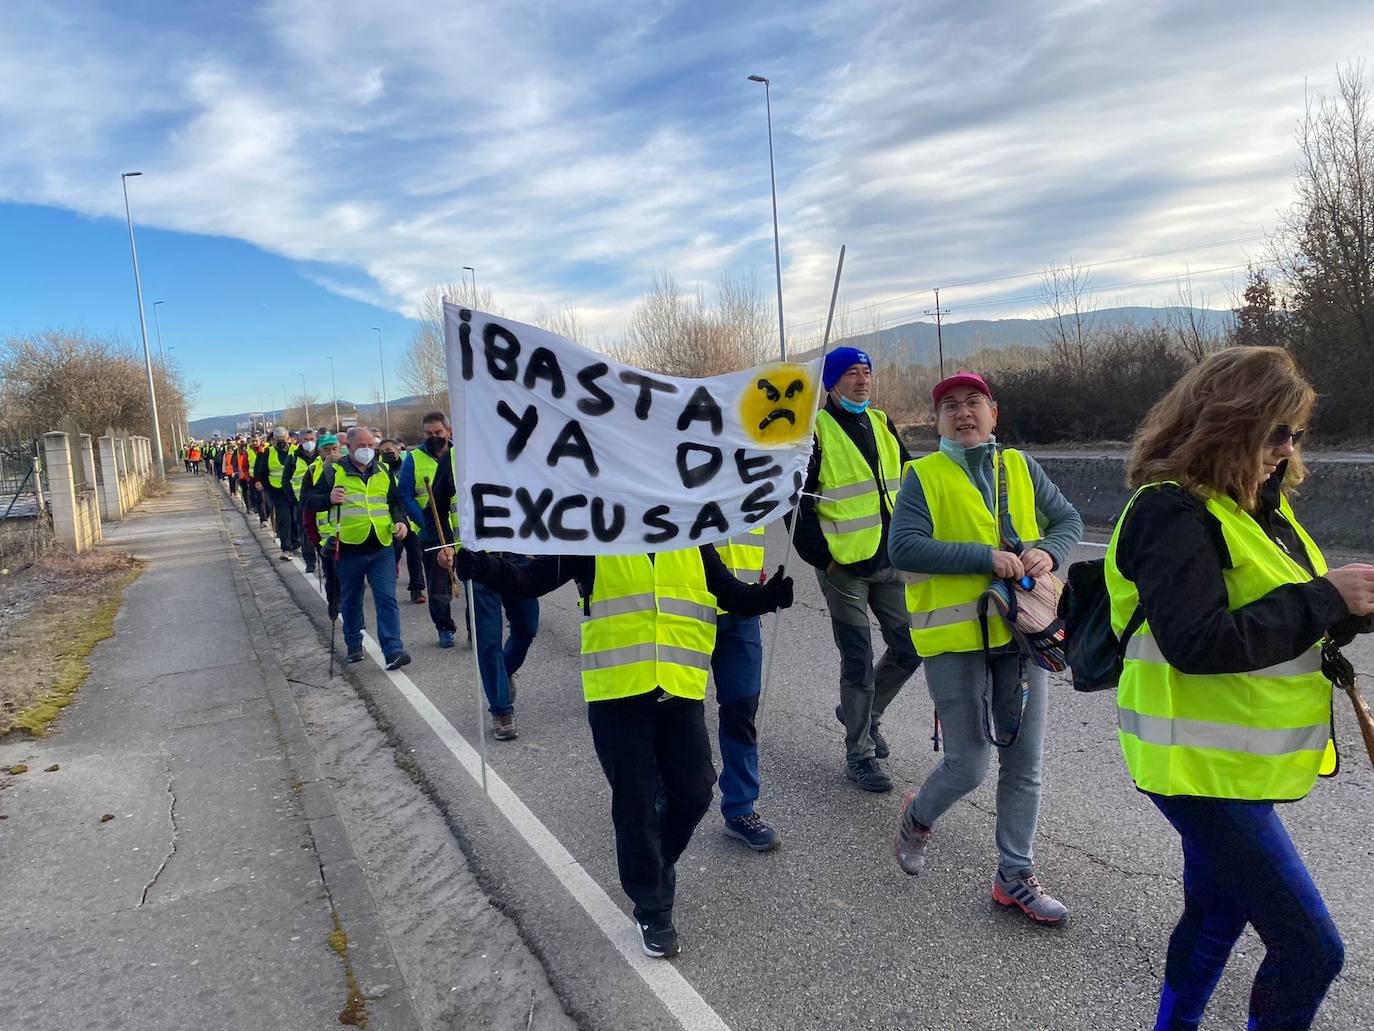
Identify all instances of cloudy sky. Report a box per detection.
[2,0,1371,419]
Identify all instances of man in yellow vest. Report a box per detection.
[712,527,779,850]
[399,412,462,645]
[792,347,921,792]
[444,542,794,959]
[283,428,317,569]
[888,371,1081,925]
[305,426,412,670]
[254,427,298,561]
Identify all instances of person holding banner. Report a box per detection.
[443,542,794,958]
[712,527,780,851]
[792,347,922,793]
[887,371,1080,926]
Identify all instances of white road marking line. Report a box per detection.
[283,550,731,1031]
[1078,541,1109,549]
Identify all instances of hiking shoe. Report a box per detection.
[411,592,426,604]
[384,651,411,671]
[993,870,1069,926]
[835,704,889,759]
[493,713,519,741]
[438,630,455,649]
[845,758,893,793]
[346,650,365,663]
[279,552,292,561]
[894,792,931,876]
[637,914,680,958]
[723,812,780,852]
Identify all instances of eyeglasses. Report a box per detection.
[1266,425,1305,447]
[938,394,988,414]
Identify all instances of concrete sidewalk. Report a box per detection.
[0,475,418,1031]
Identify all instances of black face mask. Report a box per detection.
[382,452,401,469]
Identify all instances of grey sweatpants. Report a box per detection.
[909,649,1048,877]
[816,562,922,763]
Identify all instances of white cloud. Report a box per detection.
[2,0,1373,346]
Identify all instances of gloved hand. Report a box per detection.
[453,547,478,581]
[762,565,794,611]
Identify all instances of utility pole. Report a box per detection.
[298,372,311,427]
[373,327,389,437]
[925,288,951,378]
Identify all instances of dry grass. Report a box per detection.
[0,548,144,737]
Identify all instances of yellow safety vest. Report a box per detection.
[309,458,337,537]
[1106,483,1337,801]
[902,448,1039,657]
[581,549,718,702]
[332,462,395,547]
[289,450,310,498]
[405,447,442,535]
[813,408,902,565]
[266,445,289,489]
[714,525,766,615]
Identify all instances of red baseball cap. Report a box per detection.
[932,372,993,406]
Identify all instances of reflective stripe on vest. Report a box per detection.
[333,463,394,547]
[310,458,337,535]
[812,408,902,564]
[580,550,718,702]
[1106,482,1336,801]
[713,525,766,614]
[290,453,308,496]
[903,448,1039,657]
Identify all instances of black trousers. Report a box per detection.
[268,488,297,552]
[421,544,456,632]
[393,532,424,596]
[587,690,715,921]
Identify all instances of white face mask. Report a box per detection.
[351,447,376,466]
[301,440,316,453]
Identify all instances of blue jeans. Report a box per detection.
[1148,793,1343,1031]
[472,580,539,717]
[337,546,405,661]
[710,613,762,819]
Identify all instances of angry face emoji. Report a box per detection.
[738,362,817,447]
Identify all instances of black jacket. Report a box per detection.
[254,443,294,490]
[464,548,786,618]
[1114,469,1356,675]
[790,398,911,576]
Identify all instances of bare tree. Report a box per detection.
[1037,261,1098,372]
[398,280,502,408]
[533,302,588,345]
[1165,273,1225,363]
[619,269,777,376]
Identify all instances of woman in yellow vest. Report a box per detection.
[445,543,794,959]
[888,371,1082,925]
[1104,347,1374,1029]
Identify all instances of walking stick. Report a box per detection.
[1324,640,1374,769]
[328,503,341,677]
[757,245,845,732]
[424,475,489,795]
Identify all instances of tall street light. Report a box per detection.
[326,355,340,431]
[298,372,312,427]
[747,74,787,361]
[463,265,477,305]
[151,299,180,455]
[372,327,390,437]
[121,171,166,475]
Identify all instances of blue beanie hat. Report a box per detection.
[822,346,873,390]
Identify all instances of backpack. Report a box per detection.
[1057,558,1143,692]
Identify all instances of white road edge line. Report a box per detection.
[1078,541,1109,549]
[279,541,731,1031]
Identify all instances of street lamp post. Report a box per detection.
[372,327,390,437]
[121,171,166,476]
[151,299,180,455]
[462,266,476,306]
[747,74,787,361]
[326,355,340,430]
[298,372,311,427]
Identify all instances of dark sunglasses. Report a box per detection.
[1267,425,1306,447]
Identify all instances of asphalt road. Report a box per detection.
[278,517,1374,1031]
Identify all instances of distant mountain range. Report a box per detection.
[187,395,430,439]
[819,305,1236,367]
[189,305,1235,437]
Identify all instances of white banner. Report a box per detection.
[444,304,819,555]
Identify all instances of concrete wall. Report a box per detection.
[1030,453,1374,552]
[41,431,102,553]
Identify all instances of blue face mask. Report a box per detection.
[838,395,871,414]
